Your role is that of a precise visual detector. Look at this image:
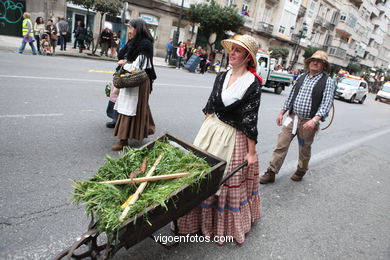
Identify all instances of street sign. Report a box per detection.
[184,54,200,72]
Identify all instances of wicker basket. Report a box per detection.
[113,70,148,89]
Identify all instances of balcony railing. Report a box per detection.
[298,4,307,18]
[255,22,274,34]
[327,46,347,59]
[314,17,324,26]
[265,0,280,5]
[243,16,253,29]
[323,21,335,31]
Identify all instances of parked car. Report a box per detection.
[334,75,368,104]
[375,82,390,103]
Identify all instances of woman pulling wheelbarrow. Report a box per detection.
[175,34,263,245]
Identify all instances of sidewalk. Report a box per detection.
[0,35,171,68]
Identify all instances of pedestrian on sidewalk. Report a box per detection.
[199,49,209,74]
[17,12,37,55]
[57,17,69,51]
[165,39,173,62]
[75,21,87,53]
[110,32,120,58]
[176,42,185,69]
[100,28,112,57]
[111,18,157,151]
[45,19,58,55]
[85,26,93,51]
[185,42,194,62]
[34,17,45,54]
[260,50,335,184]
[175,34,263,245]
[72,21,81,49]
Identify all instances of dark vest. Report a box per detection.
[288,72,328,118]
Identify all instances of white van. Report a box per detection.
[334,75,368,104]
[375,82,390,103]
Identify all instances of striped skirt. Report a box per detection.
[175,116,261,245]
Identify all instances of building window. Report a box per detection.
[227,0,234,7]
[340,12,347,22]
[262,6,271,22]
[241,1,250,16]
[308,2,316,18]
[279,25,286,34]
[346,14,357,28]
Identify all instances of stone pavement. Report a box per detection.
[0,35,171,68]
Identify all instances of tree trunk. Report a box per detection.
[92,13,104,55]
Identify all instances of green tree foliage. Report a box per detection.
[187,0,244,51]
[269,46,289,59]
[347,62,362,75]
[303,46,321,59]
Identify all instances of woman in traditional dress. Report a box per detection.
[111,18,157,151]
[176,34,262,244]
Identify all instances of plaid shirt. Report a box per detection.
[282,72,335,120]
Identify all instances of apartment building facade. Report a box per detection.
[2,0,388,73]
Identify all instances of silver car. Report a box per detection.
[334,77,368,104]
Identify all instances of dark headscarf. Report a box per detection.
[118,18,157,84]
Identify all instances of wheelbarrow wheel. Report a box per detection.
[54,218,119,260]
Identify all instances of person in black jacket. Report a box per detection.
[111,18,157,151]
[175,35,262,245]
[100,28,112,57]
[75,21,87,53]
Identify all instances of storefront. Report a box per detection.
[66,3,95,44]
[139,14,159,40]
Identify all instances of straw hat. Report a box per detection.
[221,34,259,68]
[305,50,329,70]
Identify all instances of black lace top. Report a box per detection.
[202,70,262,143]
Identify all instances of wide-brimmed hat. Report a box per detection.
[221,34,259,68]
[305,50,329,70]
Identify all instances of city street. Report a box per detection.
[0,50,389,259]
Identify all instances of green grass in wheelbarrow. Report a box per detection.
[72,140,211,233]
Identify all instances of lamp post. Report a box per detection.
[169,0,185,66]
[289,21,309,69]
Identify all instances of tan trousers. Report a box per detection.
[269,116,318,174]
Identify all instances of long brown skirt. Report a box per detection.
[113,80,155,141]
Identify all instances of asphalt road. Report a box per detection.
[0,50,389,260]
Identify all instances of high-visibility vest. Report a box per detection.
[22,18,34,37]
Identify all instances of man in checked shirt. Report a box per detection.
[260,50,335,184]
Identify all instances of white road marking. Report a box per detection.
[0,75,211,89]
[0,74,107,83]
[154,83,211,89]
[0,113,63,119]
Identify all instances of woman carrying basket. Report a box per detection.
[111,19,157,151]
[176,34,262,244]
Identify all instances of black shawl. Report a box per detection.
[118,38,157,83]
[203,71,262,143]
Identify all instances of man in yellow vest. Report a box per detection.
[17,12,38,55]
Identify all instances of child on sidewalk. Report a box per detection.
[41,34,51,55]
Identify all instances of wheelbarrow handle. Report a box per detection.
[219,161,248,185]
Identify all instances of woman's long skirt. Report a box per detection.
[175,115,261,244]
[114,80,155,141]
